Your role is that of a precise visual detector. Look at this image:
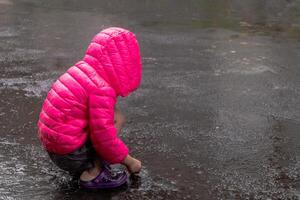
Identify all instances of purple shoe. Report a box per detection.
[80,163,128,189]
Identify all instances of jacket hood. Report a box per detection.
[84,27,142,97]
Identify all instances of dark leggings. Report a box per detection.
[48,141,96,177]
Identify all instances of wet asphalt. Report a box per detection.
[0,0,300,199]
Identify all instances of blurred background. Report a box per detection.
[0,0,299,199]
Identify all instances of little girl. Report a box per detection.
[37,27,142,189]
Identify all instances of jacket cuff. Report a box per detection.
[108,144,129,164]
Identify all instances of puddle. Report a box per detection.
[0,77,54,97]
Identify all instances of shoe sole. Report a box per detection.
[80,174,128,190]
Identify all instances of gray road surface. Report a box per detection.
[0,0,299,199]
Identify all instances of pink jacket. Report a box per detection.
[37,27,142,164]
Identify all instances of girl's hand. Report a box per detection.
[123,155,142,174]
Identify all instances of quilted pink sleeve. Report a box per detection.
[88,87,129,164]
